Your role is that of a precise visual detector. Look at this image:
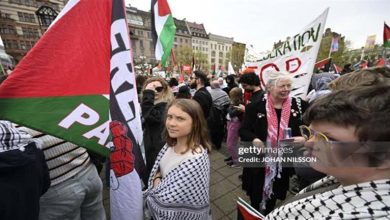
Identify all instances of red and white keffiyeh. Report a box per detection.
[262,94,291,208]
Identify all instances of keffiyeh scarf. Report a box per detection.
[0,120,31,153]
[143,145,210,220]
[262,94,291,208]
[265,176,390,219]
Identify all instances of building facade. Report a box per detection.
[208,33,233,72]
[173,18,191,51]
[0,0,66,63]
[126,6,155,66]
[186,21,209,69]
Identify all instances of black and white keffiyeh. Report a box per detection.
[265,176,390,219]
[0,120,32,152]
[143,144,210,220]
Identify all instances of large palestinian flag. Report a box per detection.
[0,0,145,219]
[151,0,176,67]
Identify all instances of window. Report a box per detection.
[0,24,16,35]
[147,31,151,38]
[211,58,215,63]
[0,11,11,19]
[211,51,216,57]
[185,39,188,43]
[219,52,223,57]
[218,45,220,50]
[180,38,183,43]
[132,41,137,53]
[20,41,27,50]
[139,40,144,49]
[138,30,143,36]
[18,12,36,23]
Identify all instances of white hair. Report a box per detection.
[266,70,293,88]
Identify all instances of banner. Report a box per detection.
[330,36,339,52]
[364,35,376,50]
[245,8,329,98]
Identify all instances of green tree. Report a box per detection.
[194,51,209,70]
[316,28,349,67]
[231,43,245,71]
[176,46,193,66]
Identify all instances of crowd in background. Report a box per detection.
[1,64,390,219]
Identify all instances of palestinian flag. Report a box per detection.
[0,0,146,218]
[314,57,331,69]
[384,22,390,48]
[151,0,176,67]
[237,197,264,220]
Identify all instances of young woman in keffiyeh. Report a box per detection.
[143,99,212,220]
[265,76,390,219]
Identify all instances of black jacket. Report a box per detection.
[0,142,50,220]
[192,87,212,119]
[240,95,308,141]
[141,90,168,181]
[238,94,308,212]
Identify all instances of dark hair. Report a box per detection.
[176,85,191,99]
[304,85,390,165]
[168,77,179,87]
[238,72,260,86]
[194,70,208,85]
[163,99,212,153]
[226,75,236,85]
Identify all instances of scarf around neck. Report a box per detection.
[0,120,31,153]
[265,176,390,219]
[262,94,292,208]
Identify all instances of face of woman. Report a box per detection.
[146,81,163,100]
[269,79,292,101]
[165,105,193,140]
[304,121,362,179]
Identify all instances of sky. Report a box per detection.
[125,0,390,53]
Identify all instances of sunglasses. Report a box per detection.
[155,86,164,92]
[299,125,330,143]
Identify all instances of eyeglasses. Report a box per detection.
[299,125,330,143]
[155,86,164,92]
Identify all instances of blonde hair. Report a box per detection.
[142,77,173,104]
[229,87,243,106]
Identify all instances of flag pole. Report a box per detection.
[0,63,5,76]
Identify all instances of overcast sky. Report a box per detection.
[125,0,390,53]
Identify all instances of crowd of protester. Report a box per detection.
[1,64,390,219]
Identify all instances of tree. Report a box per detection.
[194,51,209,71]
[231,43,245,72]
[316,28,349,67]
[175,46,193,66]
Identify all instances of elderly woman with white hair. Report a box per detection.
[239,71,309,214]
